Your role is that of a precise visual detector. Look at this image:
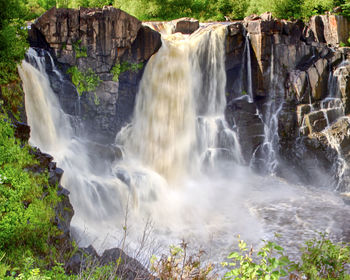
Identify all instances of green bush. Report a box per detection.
[222,237,291,279]
[0,114,61,270]
[111,61,143,82]
[223,233,350,279]
[67,66,101,96]
[301,0,334,19]
[72,40,87,59]
[295,233,350,279]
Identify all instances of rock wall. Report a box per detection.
[29,6,161,143]
[225,12,350,191]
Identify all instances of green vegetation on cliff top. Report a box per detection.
[16,0,350,22]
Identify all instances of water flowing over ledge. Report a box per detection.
[21,7,350,263]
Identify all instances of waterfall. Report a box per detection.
[119,36,196,181]
[118,25,242,181]
[246,35,253,102]
[250,44,283,174]
[20,27,246,253]
[19,27,350,261]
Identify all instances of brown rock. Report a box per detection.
[172,17,199,34]
[32,6,142,68]
[305,111,328,133]
[309,14,350,46]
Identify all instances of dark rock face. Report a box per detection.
[29,6,161,143]
[224,13,350,190]
[225,97,264,163]
[13,122,31,142]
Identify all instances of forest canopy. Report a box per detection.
[11,0,350,21]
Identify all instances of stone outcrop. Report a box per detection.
[225,97,264,163]
[66,245,150,279]
[29,6,161,143]
[172,17,199,34]
[309,14,350,46]
[31,6,141,68]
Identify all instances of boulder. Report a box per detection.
[172,17,199,34]
[66,246,150,279]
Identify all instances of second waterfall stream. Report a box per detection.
[19,24,350,261]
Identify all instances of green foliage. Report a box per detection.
[342,1,350,17]
[67,66,101,96]
[0,19,28,85]
[0,83,24,120]
[295,233,350,279]
[1,257,125,279]
[0,114,61,270]
[301,0,334,19]
[111,61,143,82]
[222,237,291,279]
[224,233,350,279]
[93,93,100,105]
[72,40,87,59]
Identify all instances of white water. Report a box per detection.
[19,28,350,264]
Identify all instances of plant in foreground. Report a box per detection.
[294,232,350,280]
[222,236,291,280]
[150,241,215,280]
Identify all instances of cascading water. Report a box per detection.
[19,25,350,263]
[250,44,283,174]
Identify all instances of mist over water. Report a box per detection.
[19,24,350,263]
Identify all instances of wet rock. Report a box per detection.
[305,111,328,133]
[225,97,265,163]
[172,17,199,34]
[288,70,309,102]
[326,108,343,124]
[66,245,99,274]
[49,167,64,186]
[13,121,30,142]
[101,248,150,279]
[56,185,74,239]
[323,117,350,159]
[296,104,312,125]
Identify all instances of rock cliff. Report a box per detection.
[225,13,350,190]
[29,6,161,143]
[28,7,350,191]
